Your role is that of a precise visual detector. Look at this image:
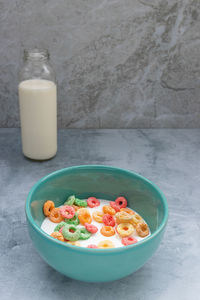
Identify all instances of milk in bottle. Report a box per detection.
[18,49,57,160]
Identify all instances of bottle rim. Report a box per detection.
[24,48,49,61]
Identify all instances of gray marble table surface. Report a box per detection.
[0,128,199,300]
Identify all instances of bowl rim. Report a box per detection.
[26,165,168,254]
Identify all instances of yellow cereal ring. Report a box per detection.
[102,205,116,215]
[136,222,149,237]
[43,200,55,217]
[66,241,81,246]
[129,213,143,226]
[98,240,115,249]
[117,223,135,237]
[93,211,104,223]
[51,231,64,242]
[120,207,135,215]
[78,208,89,215]
[115,211,133,224]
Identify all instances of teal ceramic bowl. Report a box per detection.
[26,165,168,282]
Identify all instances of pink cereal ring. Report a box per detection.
[110,201,120,212]
[115,197,127,208]
[85,223,98,234]
[122,237,137,246]
[87,244,98,248]
[87,197,100,208]
[102,214,115,227]
[59,226,64,233]
[60,205,75,219]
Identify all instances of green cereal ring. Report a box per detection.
[74,198,87,207]
[79,227,91,240]
[62,225,80,241]
[65,212,80,225]
[54,222,67,232]
[64,195,76,206]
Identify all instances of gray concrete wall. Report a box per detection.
[0,0,200,128]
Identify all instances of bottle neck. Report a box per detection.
[20,48,56,83]
[24,48,49,62]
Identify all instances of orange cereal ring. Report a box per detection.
[102,205,116,215]
[117,223,135,237]
[43,200,55,217]
[92,211,104,223]
[130,213,143,226]
[115,211,133,224]
[136,222,149,237]
[78,208,92,225]
[66,241,81,246]
[100,226,115,237]
[51,231,64,242]
[98,240,115,249]
[49,208,64,223]
[120,208,135,215]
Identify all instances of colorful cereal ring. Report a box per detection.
[136,222,149,237]
[72,204,81,211]
[79,227,91,240]
[87,244,98,248]
[100,226,115,237]
[59,227,64,233]
[102,205,116,215]
[54,221,67,232]
[87,197,100,208]
[49,208,64,223]
[115,211,133,224]
[92,211,104,223]
[122,237,137,246]
[130,213,143,226]
[43,200,55,217]
[74,198,87,207]
[66,241,81,246]
[64,195,76,206]
[62,225,80,241]
[65,212,80,225]
[102,214,115,227]
[120,207,135,215]
[115,196,127,208]
[109,201,120,212]
[78,208,92,225]
[51,232,64,242]
[117,223,134,237]
[85,223,98,234]
[60,205,75,219]
[98,240,115,249]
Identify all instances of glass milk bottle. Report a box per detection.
[18,49,57,160]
